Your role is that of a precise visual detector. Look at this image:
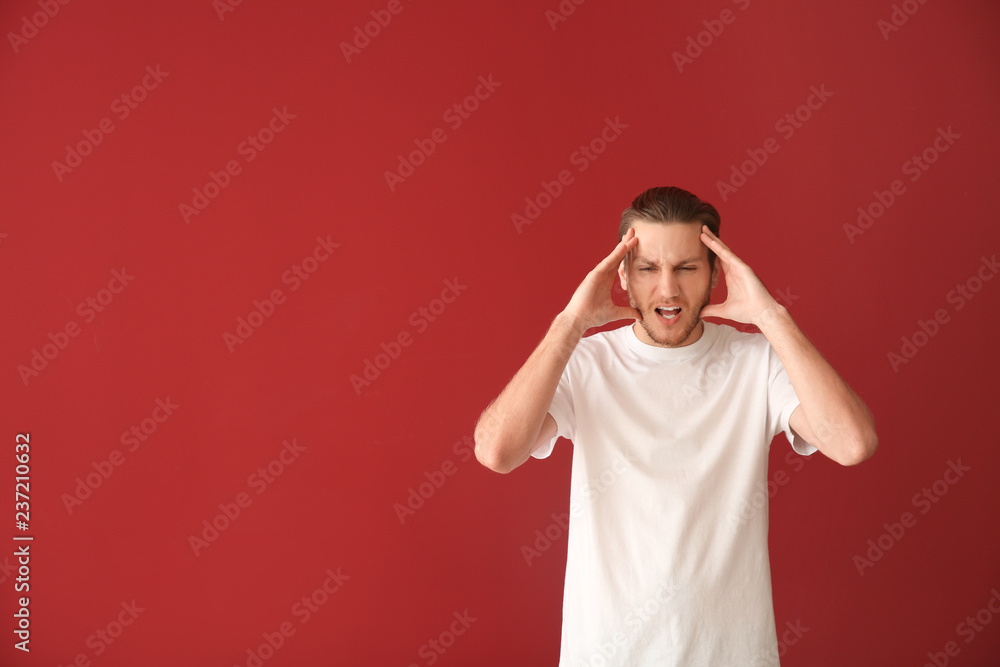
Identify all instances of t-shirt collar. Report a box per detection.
[622,319,718,363]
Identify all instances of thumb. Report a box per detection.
[699,302,724,320]
[614,305,642,322]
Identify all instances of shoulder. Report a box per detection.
[567,324,631,365]
[704,321,772,357]
[577,324,631,351]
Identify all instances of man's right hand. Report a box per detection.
[562,227,642,333]
[474,228,642,473]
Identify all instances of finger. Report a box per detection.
[598,228,637,271]
[701,237,738,270]
[700,225,740,264]
[613,305,643,322]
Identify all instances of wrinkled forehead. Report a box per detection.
[629,220,708,264]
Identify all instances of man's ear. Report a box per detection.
[618,255,628,291]
[710,257,721,289]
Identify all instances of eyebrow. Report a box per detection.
[633,255,704,266]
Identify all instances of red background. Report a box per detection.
[2,0,999,665]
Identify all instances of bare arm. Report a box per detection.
[474,313,583,474]
[474,229,641,474]
[699,226,877,466]
[758,306,877,465]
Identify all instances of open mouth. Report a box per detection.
[655,306,682,323]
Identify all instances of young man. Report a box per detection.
[474,186,877,665]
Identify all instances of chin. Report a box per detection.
[639,311,701,348]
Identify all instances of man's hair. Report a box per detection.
[618,186,721,272]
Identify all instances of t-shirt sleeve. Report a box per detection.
[531,360,575,460]
[766,343,817,456]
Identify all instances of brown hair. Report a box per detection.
[619,186,721,271]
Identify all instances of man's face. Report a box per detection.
[618,220,720,348]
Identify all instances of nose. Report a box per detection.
[658,270,680,301]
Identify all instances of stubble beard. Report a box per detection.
[628,282,713,348]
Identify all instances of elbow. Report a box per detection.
[474,440,515,474]
[473,424,515,474]
[837,430,878,467]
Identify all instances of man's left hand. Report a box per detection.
[698,225,781,327]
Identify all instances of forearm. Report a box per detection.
[474,311,586,473]
[757,305,877,464]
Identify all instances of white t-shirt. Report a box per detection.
[533,321,816,666]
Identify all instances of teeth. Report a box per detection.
[657,307,680,319]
